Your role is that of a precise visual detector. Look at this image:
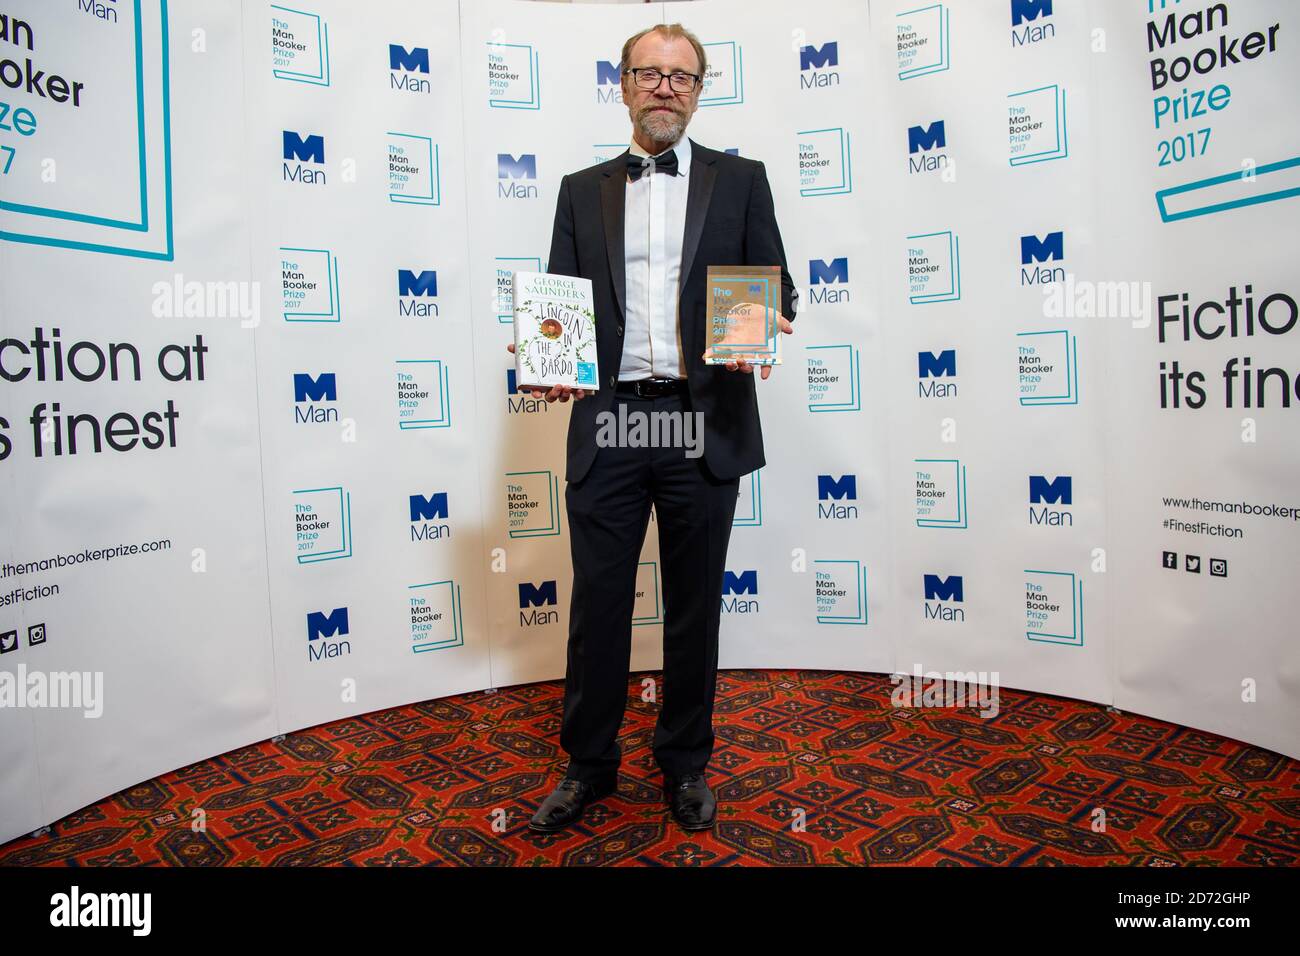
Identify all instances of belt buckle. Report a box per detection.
[621,378,676,398]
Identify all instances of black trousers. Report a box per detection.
[560,391,741,785]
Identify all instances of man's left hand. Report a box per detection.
[724,314,794,380]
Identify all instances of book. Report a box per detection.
[512,271,600,390]
[701,265,782,366]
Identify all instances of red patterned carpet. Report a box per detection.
[3,670,1297,866]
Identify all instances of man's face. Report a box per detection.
[622,34,701,145]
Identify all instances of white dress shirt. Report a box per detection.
[620,134,691,380]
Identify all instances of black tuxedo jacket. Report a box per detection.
[546,138,797,484]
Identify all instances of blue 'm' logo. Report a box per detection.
[293,373,336,403]
[498,154,537,179]
[389,45,429,72]
[283,131,325,163]
[1029,475,1073,505]
[519,581,557,607]
[800,42,838,70]
[809,257,848,284]
[723,570,758,595]
[918,350,956,377]
[817,474,857,500]
[398,270,438,296]
[1011,0,1053,26]
[923,575,963,602]
[409,493,449,521]
[1020,232,1064,264]
[907,121,946,153]
[307,607,349,640]
[596,60,620,85]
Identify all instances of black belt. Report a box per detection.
[615,377,687,398]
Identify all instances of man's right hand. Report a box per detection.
[506,342,588,403]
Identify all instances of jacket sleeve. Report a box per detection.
[547,173,580,278]
[744,161,798,322]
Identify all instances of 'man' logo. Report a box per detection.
[498,154,539,199]
[800,42,838,70]
[389,44,431,92]
[283,131,324,163]
[722,569,759,613]
[817,475,858,519]
[923,574,963,602]
[723,570,758,595]
[518,580,559,626]
[506,369,547,413]
[1011,0,1053,26]
[77,0,120,25]
[293,372,336,403]
[1020,232,1065,284]
[1029,475,1072,505]
[398,270,439,317]
[799,42,840,88]
[307,607,349,640]
[596,60,624,103]
[389,44,429,72]
[907,121,949,174]
[808,257,849,304]
[817,474,856,500]
[810,257,848,284]
[519,581,557,608]
[398,269,437,296]
[306,607,351,660]
[409,493,449,521]
[283,131,326,184]
[1011,0,1055,45]
[410,492,449,541]
[1020,232,1063,263]
[918,350,957,398]
[908,121,946,153]
[918,350,956,377]
[293,372,338,424]
[1029,475,1073,526]
[498,154,537,179]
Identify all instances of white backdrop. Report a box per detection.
[0,0,1296,845]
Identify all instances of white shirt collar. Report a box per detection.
[628,133,691,175]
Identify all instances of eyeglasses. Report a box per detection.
[624,67,700,93]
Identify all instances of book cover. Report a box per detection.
[512,271,599,390]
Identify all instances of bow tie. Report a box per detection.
[626,148,679,181]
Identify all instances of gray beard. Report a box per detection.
[636,108,686,147]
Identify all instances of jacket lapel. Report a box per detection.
[599,159,628,324]
[678,139,717,312]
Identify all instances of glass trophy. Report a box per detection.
[702,265,782,366]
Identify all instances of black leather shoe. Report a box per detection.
[665,772,716,830]
[528,776,616,832]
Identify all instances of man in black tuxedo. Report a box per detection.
[518,23,796,832]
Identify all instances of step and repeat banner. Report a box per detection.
[0,0,1296,843]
